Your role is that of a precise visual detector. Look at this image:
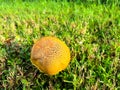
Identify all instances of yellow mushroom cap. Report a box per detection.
[30,36,71,75]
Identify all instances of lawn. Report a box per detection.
[0,0,120,90]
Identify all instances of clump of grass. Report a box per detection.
[0,0,120,89]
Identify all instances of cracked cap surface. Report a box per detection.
[31,36,70,75]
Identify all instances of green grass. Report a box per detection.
[0,0,120,90]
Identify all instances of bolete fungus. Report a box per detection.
[30,36,70,75]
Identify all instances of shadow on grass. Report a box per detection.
[1,37,34,89]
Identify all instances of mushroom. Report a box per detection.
[30,36,71,75]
